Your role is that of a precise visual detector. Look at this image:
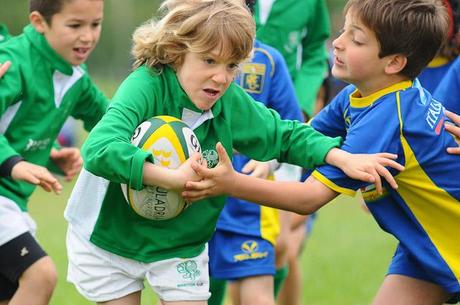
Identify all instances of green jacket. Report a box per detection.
[255,0,330,116]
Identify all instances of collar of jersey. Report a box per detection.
[24,24,74,75]
[427,56,449,68]
[350,80,412,108]
[164,65,222,117]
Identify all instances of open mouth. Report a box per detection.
[203,88,220,97]
[73,47,90,59]
[335,56,344,65]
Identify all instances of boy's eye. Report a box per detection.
[352,38,364,46]
[228,63,239,70]
[204,58,215,65]
[68,24,81,29]
[91,22,101,28]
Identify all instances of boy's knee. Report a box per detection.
[19,256,57,292]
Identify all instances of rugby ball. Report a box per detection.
[121,116,201,220]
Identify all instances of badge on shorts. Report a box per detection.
[177,260,200,281]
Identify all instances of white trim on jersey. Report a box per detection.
[64,168,109,240]
[53,66,85,108]
[0,100,22,134]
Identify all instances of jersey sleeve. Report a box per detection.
[0,52,23,163]
[72,74,110,131]
[312,99,403,196]
[229,85,341,168]
[267,49,303,122]
[310,85,355,139]
[433,57,460,114]
[81,68,157,191]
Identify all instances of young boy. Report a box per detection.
[0,0,108,304]
[64,1,402,304]
[184,0,460,304]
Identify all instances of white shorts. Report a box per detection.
[66,225,210,302]
[0,196,37,246]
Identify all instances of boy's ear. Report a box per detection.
[29,11,48,34]
[385,54,407,75]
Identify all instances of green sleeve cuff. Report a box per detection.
[317,136,342,165]
[129,149,153,191]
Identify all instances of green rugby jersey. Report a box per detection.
[254,0,330,116]
[65,65,341,263]
[0,25,109,210]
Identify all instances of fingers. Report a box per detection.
[445,109,460,125]
[447,147,460,154]
[191,159,212,178]
[184,179,214,192]
[376,155,405,172]
[182,183,212,202]
[34,170,62,194]
[241,160,255,174]
[215,142,230,164]
[445,121,460,139]
[0,61,11,78]
[376,164,398,190]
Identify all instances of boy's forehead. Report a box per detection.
[345,9,367,30]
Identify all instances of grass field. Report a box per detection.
[28,184,396,305]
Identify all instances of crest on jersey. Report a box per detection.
[240,63,266,94]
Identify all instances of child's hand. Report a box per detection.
[50,147,83,181]
[183,142,235,202]
[445,110,460,154]
[326,148,404,194]
[172,152,204,191]
[11,161,62,194]
[241,159,271,179]
[0,61,11,78]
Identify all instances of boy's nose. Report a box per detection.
[79,28,96,43]
[212,70,231,84]
[332,34,344,50]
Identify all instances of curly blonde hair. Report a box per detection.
[131,0,255,70]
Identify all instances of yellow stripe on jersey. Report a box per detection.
[396,92,460,282]
[312,170,356,197]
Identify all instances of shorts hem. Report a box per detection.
[68,279,143,303]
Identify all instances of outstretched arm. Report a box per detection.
[183,143,336,213]
[183,143,404,213]
[445,110,460,154]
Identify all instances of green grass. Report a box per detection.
[28,186,397,305]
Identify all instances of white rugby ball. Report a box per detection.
[121,115,201,220]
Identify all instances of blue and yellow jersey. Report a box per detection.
[418,56,454,94]
[311,80,460,293]
[434,56,460,114]
[216,40,303,244]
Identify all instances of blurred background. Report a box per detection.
[0,1,397,305]
[1,0,346,86]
